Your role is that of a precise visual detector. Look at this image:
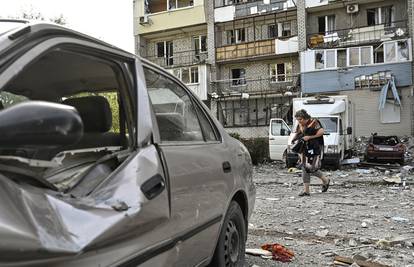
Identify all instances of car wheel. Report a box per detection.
[210,201,246,267]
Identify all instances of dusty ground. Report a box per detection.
[245,162,414,267]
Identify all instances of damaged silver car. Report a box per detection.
[0,20,255,266]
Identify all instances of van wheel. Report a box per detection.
[210,201,246,267]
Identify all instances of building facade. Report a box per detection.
[134,0,414,138]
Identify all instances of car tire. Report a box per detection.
[210,201,246,267]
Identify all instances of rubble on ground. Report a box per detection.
[245,162,414,267]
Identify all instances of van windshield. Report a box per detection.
[318,117,338,133]
[292,117,338,133]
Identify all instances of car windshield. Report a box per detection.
[318,117,338,133]
[0,21,26,36]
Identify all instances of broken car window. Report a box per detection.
[144,67,204,142]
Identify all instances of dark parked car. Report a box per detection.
[0,20,255,266]
[365,134,406,164]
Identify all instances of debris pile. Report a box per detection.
[333,255,390,267]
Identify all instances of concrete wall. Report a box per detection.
[341,87,413,136]
[301,61,413,93]
[307,0,408,34]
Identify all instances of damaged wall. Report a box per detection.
[341,87,413,136]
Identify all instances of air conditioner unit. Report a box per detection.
[346,4,359,14]
[139,15,149,25]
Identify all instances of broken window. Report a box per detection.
[268,24,278,38]
[397,40,409,61]
[146,68,204,142]
[315,50,324,69]
[384,42,396,62]
[231,68,246,86]
[0,47,134,192]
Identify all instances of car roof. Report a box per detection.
[0,19,135,56]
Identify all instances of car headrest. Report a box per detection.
[156,113,185,141]
[62,96,112,133]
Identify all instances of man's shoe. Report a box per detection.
[298,191,310,197]
[322,179,330,192]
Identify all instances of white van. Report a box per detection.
[269,96,354,169]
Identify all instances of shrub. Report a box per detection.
[229,132,241,140]
[240,138,269,165]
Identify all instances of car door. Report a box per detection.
[269,118,291,160]
[143,65,231,266]
[0,24,175,266]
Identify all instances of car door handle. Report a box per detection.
[222,161,231,173]
[141,174,165,200]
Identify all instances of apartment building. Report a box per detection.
[134,0,414,138]
[134,0,209,101]
[299,0,413,136]
[210,0,300,138]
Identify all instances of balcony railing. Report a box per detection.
[212,74,299,95]
[307,20,408,49]
[144,50,208,68]
[216,39,275,62]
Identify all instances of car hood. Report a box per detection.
[0,148,168,264]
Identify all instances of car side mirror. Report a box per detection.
[347,127,352,135]
[280,128,286,136]
[0,101,83,148]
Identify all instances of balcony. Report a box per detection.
[216,36,298,62]
[212,74,299,96]
[144,50,208,68]
[214,0,295,23]
[307,20,408,49]
[137,0,206,34]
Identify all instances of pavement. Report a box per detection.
[245,162,414,267]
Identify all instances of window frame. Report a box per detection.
[231,68,247,87]
[347,46,373,66]
[227,28,246,45]
[270,62,293,83]
[143,66,221,145]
